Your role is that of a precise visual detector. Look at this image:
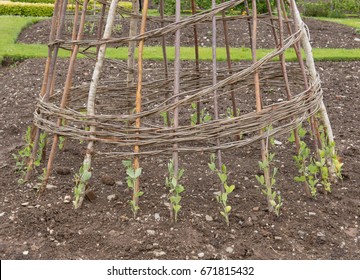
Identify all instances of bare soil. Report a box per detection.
[17,17,360,49]
[0,17,359,260]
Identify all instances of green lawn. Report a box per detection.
[1,15,360,64]
[314,17,360,29]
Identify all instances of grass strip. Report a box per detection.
[1,15,360,64]
[314,17,360,29]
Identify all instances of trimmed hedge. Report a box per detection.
[0,2,54,17]
[10,0,55,4]
[0,1,132,17]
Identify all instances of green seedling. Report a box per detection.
[13,126,33,183]
[225,107,240,119]
[160,111,173,126]
[122,160,143,219]
[208,154,235,226]
[73,161,92,209]
[190,103,211,126]
[255,151,282,216]
[165,159,185,223]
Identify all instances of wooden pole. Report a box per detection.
[170,0,181,221]
[133,0,149,208]
[75,0,119,209]
[40,0,89,193]
[281,0,320,153]
[290,0,337,180]
[221,0,238,122]
[127,0,140,87]
[191,0,201,125]
[212,0,223,193]
[25,0,66,181]
[160,0,170,126]
[251,0,273,212]
[275,0,310,197]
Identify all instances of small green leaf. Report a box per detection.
[225,184,235,194]
[171,177,177,188]
[221,192,228,202]
[220,211,227,218]
[175,185,184,194]
[170,195,181,205]
[173,204,181,213]
[218,173,227,184]
[134,168,142,178]
[225,205,231,213]
[221,164,227,174]
[178,168,184,179]
[135,191,144,197]
[208,162,216,171]
[81,171,92,181]
[294,176,306,182]
[127,169,135,178]
[255,175,265,185]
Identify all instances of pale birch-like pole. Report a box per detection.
[170,0,181,221]
[290,0,337,180]
[74,0,119,209]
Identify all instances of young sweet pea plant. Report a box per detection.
[208,154,235,226]
[290,123,343,197]
[13,126,47,184]
[165,159,185,223]
[73,161,92,209]
[190,103,211,126]
[255,152,282,216]
[122,160,143,219]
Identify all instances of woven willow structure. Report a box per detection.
[27,0,337,211]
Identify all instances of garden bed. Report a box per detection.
[0,58,359,260]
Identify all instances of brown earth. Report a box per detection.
[17,17,360,49]
[0,17,360,260]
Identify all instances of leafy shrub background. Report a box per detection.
[0,0,132,17]
[152,0,275,15]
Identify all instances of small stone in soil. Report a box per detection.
[153,250,166,257]
[274,236,282,241]
[46,184,57,190]
[23,251,29,256]
[226,247,234,253]
[21,202,29,207]
[205,215,213,222]
[107,194,118,202]
[0,212,5,217]
[198,252,205,258]
[115,181,124,187]
[154,213,160,221]
[252,207,260,211]
[147,230,156,236]
[63,196,71,204]
[308,212,316,216]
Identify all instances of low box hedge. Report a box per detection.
[0,1,133,17]
[0,2,54,17]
